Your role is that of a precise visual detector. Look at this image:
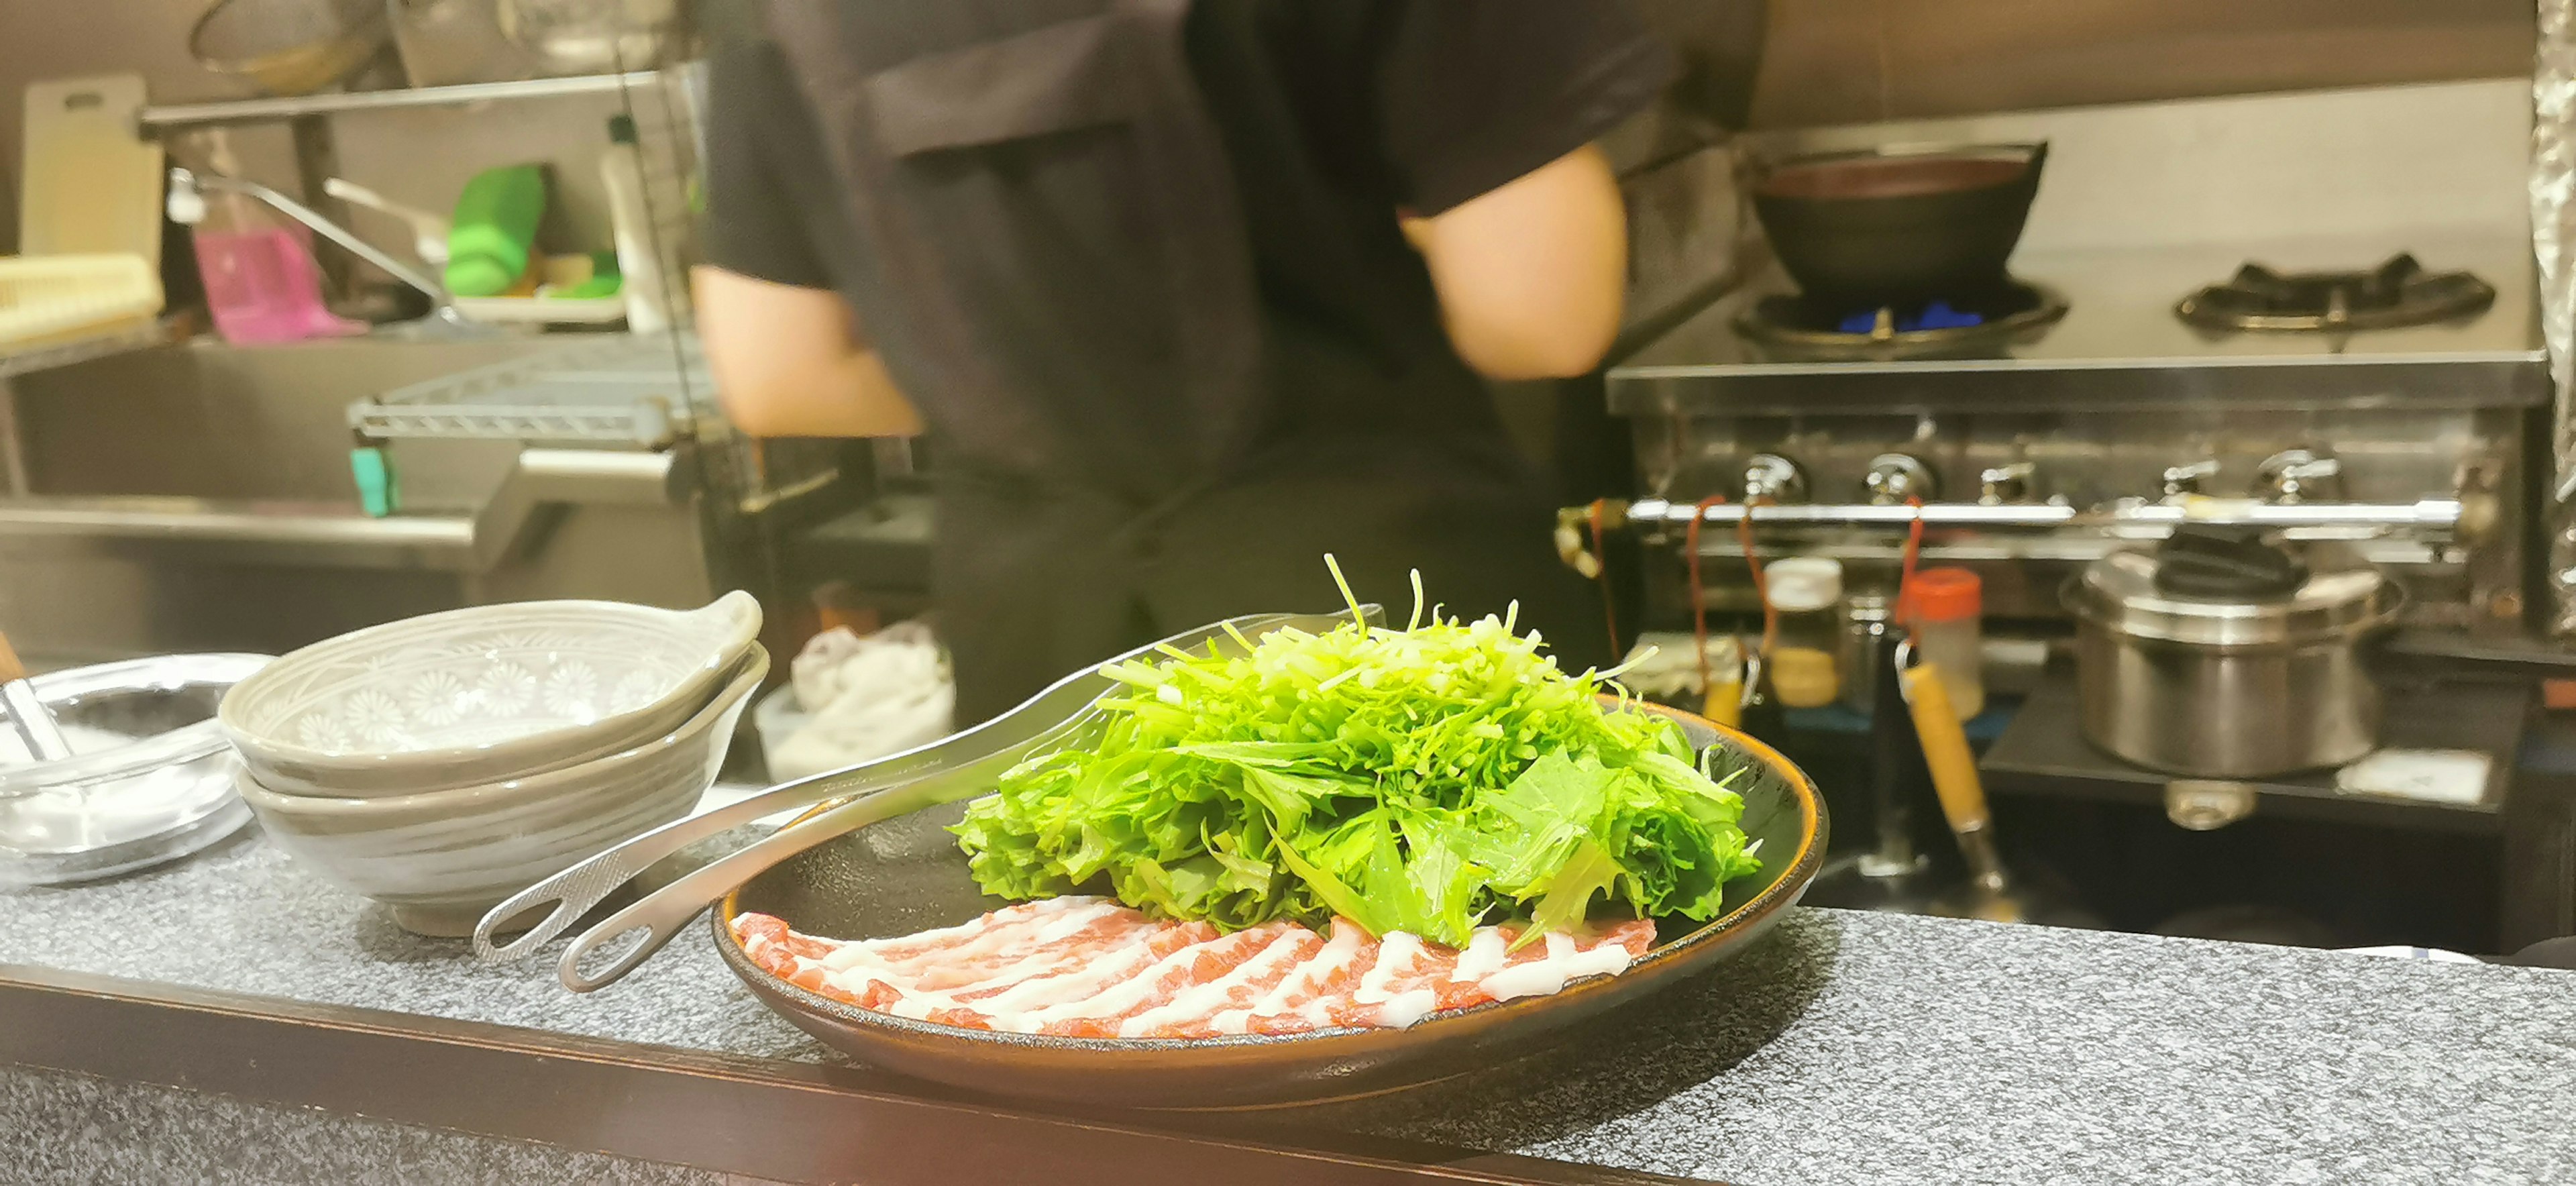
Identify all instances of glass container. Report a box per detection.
[1904,568,1985,720]
[0,654,272,886]
[1764,556,1844,709]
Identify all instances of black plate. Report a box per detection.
[714,701,1827,1110]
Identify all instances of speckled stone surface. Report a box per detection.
[0,828,822,1061]
[5,832,2575,1185]
[1287,911,2576,1185]
[0,1065,777,1185]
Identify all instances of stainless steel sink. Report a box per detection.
[5,337,557,502]
[0,336,757,666]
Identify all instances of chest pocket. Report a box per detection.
[867,17,1141,155]
[767,0,1262,501]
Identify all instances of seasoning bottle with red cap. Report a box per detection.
[1902,568,1984,720]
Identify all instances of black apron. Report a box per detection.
[765,0,1610,722]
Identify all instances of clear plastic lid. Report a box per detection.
[1764,557,1845,613]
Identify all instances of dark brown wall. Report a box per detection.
[1739,0,2536,129]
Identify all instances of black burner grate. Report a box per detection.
[2174,254,2494,333]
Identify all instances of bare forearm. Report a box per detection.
[1404,145,1628,381]
[722,347,924,439]
[694,265,925,439]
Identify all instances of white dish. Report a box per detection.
[221,592,759,796]
[241,646,767,936]
[449,294,627,325]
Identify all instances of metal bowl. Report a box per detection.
[189,0,391,97]
[713,701,1826,1110]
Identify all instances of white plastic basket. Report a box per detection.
[0,254,164,352]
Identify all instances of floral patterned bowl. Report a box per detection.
[219,593,761,798]
[239,647,767,936]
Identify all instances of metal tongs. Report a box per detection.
[474,608,1371,991]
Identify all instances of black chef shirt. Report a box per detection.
[705,1,1668,435]
[702,0,1670,718]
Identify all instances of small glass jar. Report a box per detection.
[1763,556,1844,708]
[1902,567,1984,720]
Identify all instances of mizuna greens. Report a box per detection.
[952,568,1764,949]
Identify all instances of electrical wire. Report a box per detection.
[1683,494,1729,698]
[1736,498,1777,659]
[1896,495,1928,635]
[1587,500,1621,659]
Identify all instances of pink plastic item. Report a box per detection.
[191,225,364,344]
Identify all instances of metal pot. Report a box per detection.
[1751,142,2047,313]
[2064,529,2401,779]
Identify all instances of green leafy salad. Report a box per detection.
[952,569,1764,949]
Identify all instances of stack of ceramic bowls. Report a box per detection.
[219,593,765,936]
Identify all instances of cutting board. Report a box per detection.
[18,74,164,269]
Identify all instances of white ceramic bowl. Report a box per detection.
[221,592,760,796]
[239,646,767,936]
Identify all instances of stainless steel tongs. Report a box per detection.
[473,608,1372,991]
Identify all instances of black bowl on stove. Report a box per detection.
[1752,142,2048,313]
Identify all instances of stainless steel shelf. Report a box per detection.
[1621,496,2467,532]
[136,71,664,129]
[1980,668,2524,834]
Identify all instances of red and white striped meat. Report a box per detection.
[732,897,1658,1039]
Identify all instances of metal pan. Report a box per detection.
[712,701,1827,1110]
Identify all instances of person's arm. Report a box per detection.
[694,266,923,439]
[1400,144,1626,381]
[694,27,920,439]
[1375,0,1672,382]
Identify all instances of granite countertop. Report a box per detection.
[5,829,2575,1186]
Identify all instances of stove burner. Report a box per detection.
[1737,280,2069,356]
[2174,254,2494,333]
[1837,301,1984,335]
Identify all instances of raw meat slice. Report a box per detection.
[730,898,1656,1040]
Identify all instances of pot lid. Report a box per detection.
[2068,532,2394,647]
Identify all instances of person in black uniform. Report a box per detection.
[696,0,1672,724]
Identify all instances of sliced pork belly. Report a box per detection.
[731,897,1658,1040]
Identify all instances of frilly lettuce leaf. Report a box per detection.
[954,588,1764,947]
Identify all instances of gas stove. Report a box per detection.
[1607,79,2549,637]
[1626,233,2540,411]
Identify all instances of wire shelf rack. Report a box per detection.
[350,333,713,446]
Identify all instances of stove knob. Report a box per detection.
[1863,453,1938,504]
[1742,453,1809,503]
[2161,459,2221,500]
[2255,449,2344,504]
[1978,462,2038,505]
